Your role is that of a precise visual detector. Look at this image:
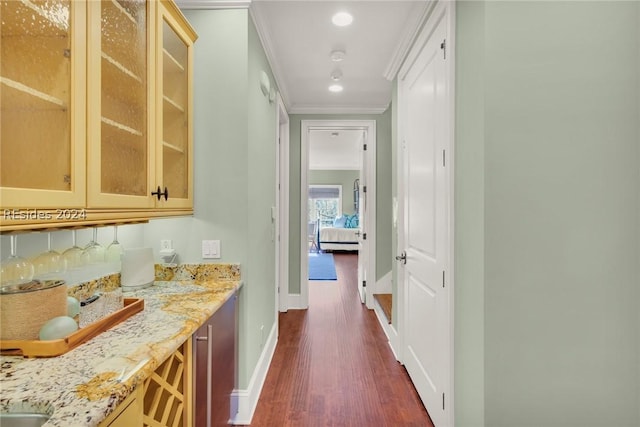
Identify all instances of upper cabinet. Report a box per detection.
[0,0,197,231]
[0,0,87,208]
[87,0,155,209]
[156,2,195,209]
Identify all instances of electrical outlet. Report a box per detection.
[160,239,172,251]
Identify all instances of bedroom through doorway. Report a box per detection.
[300,120,376,308]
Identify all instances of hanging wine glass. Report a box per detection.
[63,230,85,269]
[33,232,66,277]
[1,235,35,287]
[105,226,124,263]
[82,227,105,264]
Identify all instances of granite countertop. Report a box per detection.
[0,264,241,427]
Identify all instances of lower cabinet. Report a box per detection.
[193,293,238,427]
[143,338,193,427]
[99,387,144,427]
[99,293,237,427]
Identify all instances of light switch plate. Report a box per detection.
[202,240,220,259]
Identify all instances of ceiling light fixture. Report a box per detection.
[332,12,353,27]
[330,69,343,81]
[329,84,343,93]
[330,50,346,62]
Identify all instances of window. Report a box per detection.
[308,185,342,226]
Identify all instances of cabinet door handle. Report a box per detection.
[195,336,208,341]
[151,186,162,200]
[151,186,169,201]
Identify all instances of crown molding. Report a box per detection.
[383,1,435,81]
[249,3,292,110]
[175,0,251,10]
[289,104,389,115]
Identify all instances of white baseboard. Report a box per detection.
[373,299,400,362]
[230,321,278,425]
[376,271,392,293]
[287,293,306,310]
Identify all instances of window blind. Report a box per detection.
[309,186,340,199]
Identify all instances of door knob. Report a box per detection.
[395,251,407,264]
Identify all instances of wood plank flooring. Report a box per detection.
[242,253,433,427]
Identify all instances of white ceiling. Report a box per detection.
[177,0,430,114]
[309,129,362,170]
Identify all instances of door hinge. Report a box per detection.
[363,143,367,151]
[443,393,445,410]
[363,233,367,240]
[363,185,367,193]
[442,271,445,288]
[440,39,446,59]
[362,280,366,288]
[443,149,446,167]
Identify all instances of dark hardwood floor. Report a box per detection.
[242,253,433,427]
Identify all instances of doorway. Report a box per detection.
[300,120,376,309]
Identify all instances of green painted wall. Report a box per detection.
[308,169,359,215]
[288,113,393,295]
[453,1,640,425]
[376,107,393,282]
[246,17,278,387]
[454,2,486,425]
[145,9,277,391]
[390,82,398,328]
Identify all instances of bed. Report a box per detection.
[317,215,360,252]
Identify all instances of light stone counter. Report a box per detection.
[0,264,241,427]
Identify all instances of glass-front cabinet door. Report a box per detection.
[156,3,195,209]
[87,0,154,208]
[0,0,86,208]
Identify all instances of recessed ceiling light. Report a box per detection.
[330,50,346,62]
[330,69,343,81]
[332,12,353,27]
[329,84,343,93]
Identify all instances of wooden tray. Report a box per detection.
[0,298,144,358]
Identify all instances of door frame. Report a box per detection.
[276,94,290,313]
[396,1,455,424]
[300,120,377,309]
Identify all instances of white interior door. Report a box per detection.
[399,11,451,427]
[357,131,367,303]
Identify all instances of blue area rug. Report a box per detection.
[308,253,337,280]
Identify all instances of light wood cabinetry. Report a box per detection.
[99,386,144,427]
[143,337,193,427]
[0,0,87,209]
[155,1,195,209]
[0,0,197,231]
[87,0,155,209]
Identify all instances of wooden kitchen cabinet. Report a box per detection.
[143,338,193,427]
[0,0,197,231]
[0,0,87,209]
[99,386,144,427]
[86,0,155,209]
[155,1,195,209]
[193,293,239,427]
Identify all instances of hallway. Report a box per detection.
[246,253,433,426]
